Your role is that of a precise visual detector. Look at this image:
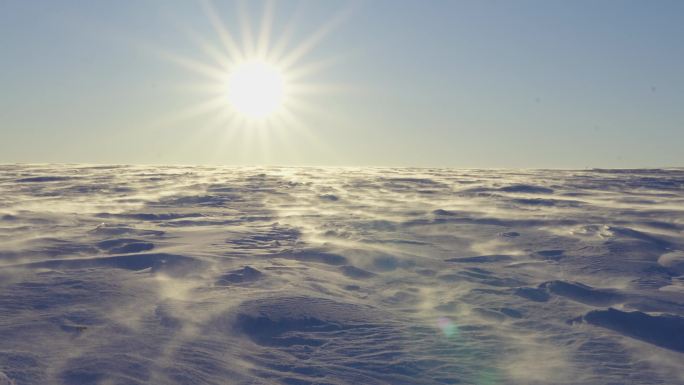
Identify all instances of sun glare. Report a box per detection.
[155,0,353,162]
[226,60,287,119]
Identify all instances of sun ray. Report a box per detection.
[144,96,228,132]
[157,49,228,80]
[288,81,362,96]
[276,103,337,161]
[238,0,256,58]
[256,0,275,60]
[208,113,241,162]
[200,0,245,62]
[286,55,341,81]
[255,119,270,163]
[278,5,355,70]
[177,24,234,70]
[157,0,354,165]
[167,81,225,95]
[266,4,302,63]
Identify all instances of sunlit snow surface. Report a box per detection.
[1,165,684,385]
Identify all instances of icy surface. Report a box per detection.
[1,165,683,384]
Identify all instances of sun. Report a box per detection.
[154,0,353,162]
[225,60,288,119]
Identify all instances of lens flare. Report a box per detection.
[436,316,459,338]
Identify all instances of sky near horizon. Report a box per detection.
[1,0,683,168]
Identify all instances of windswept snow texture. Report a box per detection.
[1,166,684,385]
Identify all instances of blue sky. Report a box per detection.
[1,0,683,167]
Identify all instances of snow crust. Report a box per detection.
[1,165,683,384]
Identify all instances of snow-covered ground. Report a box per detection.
[1,165,683,385]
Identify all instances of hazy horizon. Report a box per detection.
[3,162,684,171]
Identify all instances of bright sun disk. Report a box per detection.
[225,60,287,119]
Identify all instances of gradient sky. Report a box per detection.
[2,0,683,167]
